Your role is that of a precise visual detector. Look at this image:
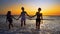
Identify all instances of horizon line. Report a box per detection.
[0,15,60,16]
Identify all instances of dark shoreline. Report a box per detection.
[0,15,60,17]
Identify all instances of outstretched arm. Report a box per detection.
[12,15,16,19]
[26,12,36,18]
[31,12,37,17]
[26,12,31,17]
[31,14,36,17]
[17,15,21,20]
[26,12,36,20]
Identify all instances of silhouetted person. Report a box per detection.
[32,8,43,29]
[17,7,31,27]
[6,11,16,29]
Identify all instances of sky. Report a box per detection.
[0,0,60,15]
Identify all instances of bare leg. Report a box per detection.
[38,21,40,29]
[36,23,37,29]
[36,21,38,29]
[11,23,13,27]
[38,24,40,29]
[9,23,11,29]
[37,23,39,29]
[24,20,26,26]
[21,20,23,27]
[36,20,37,29]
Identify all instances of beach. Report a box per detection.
[0,16,60,34]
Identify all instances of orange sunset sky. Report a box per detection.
[0,0,60,16]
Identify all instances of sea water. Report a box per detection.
[0,15,60,34]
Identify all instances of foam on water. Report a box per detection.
[0,16,60,34]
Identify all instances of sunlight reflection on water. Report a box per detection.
[0,16,60,34]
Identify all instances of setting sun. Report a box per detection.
[0,0,60,16]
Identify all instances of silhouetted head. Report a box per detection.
[21,7,24,11]
[7,11,11,15]
[38,8,41,12]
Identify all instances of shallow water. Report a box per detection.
[0,16,60,34]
